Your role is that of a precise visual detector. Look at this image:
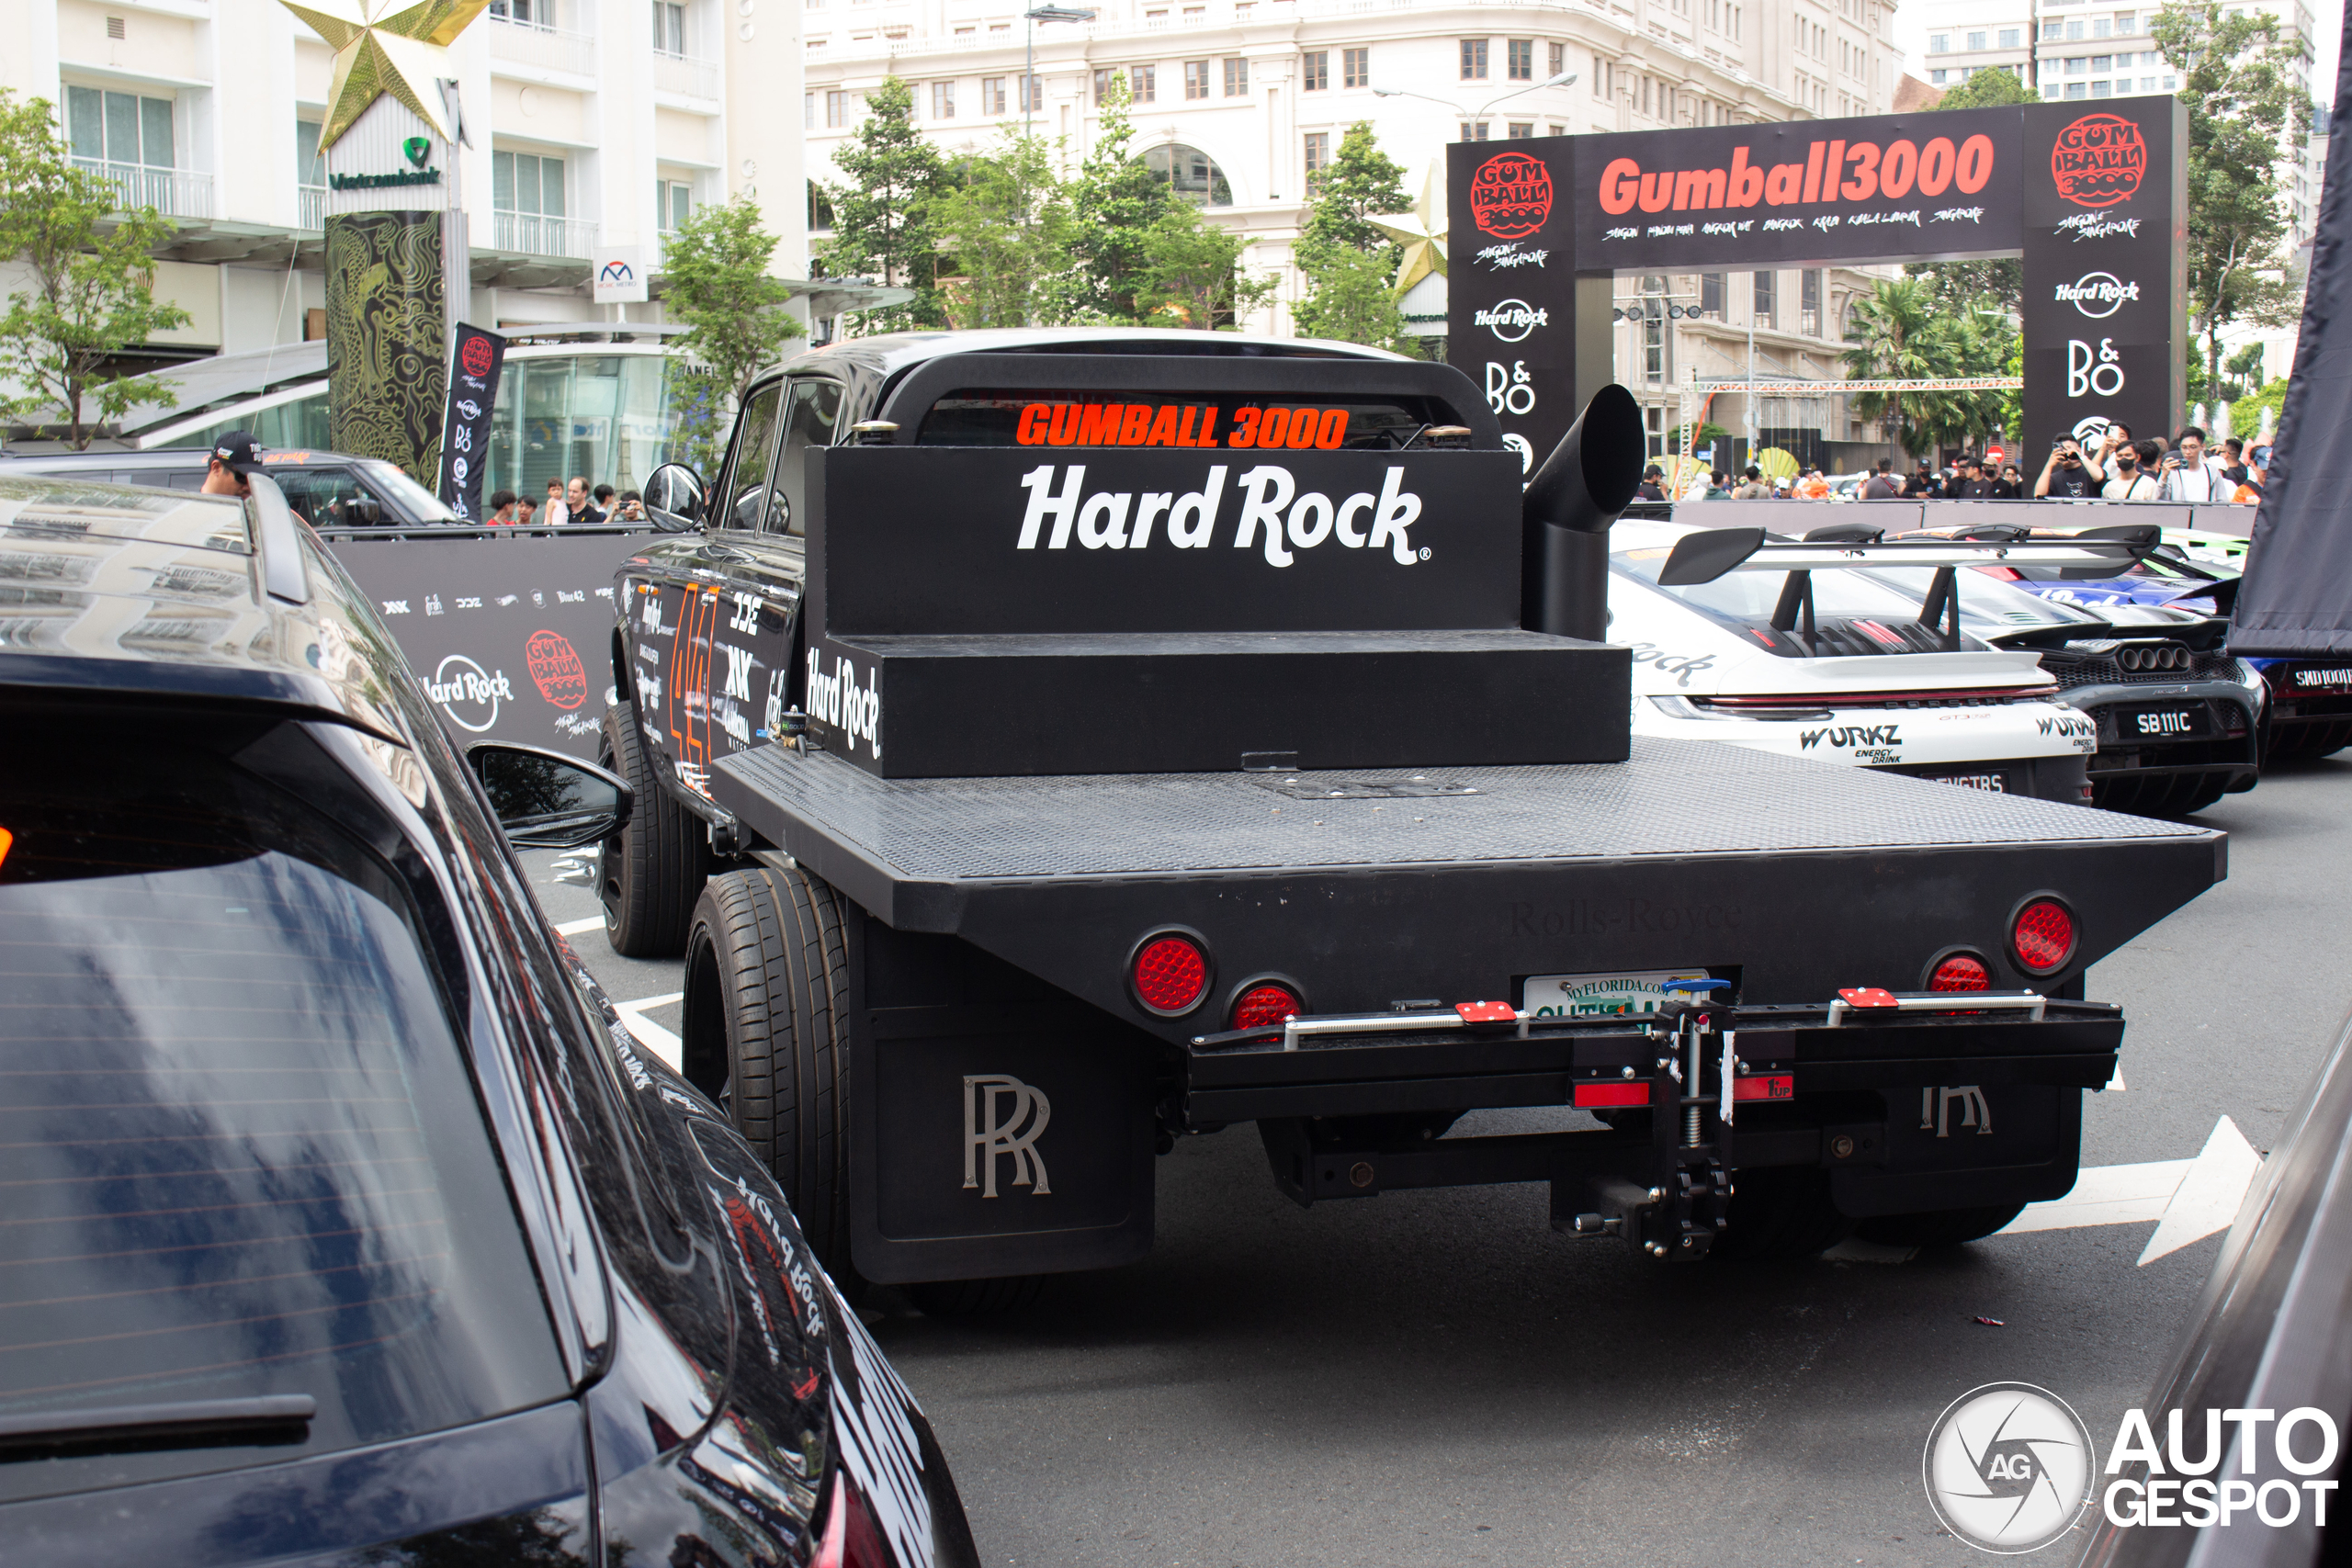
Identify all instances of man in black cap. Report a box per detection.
[1635,463,1668,502]
[201,430,264,497]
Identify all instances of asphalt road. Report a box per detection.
[528,754,2352,1568]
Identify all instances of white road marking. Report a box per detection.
[1996,1114,2263,1265]
[614,991,684,1070]
[555,916,605,936]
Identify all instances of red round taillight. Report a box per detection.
[1131,932,1209,1015]
[1928,953,1992,992]
[1230,983,1301,1030]
[2011,899,2075,974]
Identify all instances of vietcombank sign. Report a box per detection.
[1448,101,2185,473]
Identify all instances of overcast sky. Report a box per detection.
[1888,2,2342,109]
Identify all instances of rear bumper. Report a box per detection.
[2067,681,2259,784]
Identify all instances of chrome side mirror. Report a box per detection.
[644,462,705,533]
[466,741,634,849]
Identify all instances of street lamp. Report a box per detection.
[1023,5,1096,141]
[1374,68,1576,137]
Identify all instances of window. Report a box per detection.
[1801,269,1821,336]
[1093,67,1116,103]
[2066,19,2084,38]
[767,378,844,536]
[653,0,684,54]
[1643,314,1667,383]
[1146,142,1232,205]
[804,91,815,128]
[1303,50,1327,89]
[1549,122,1566,135]
[2064,81,2086,97]
[2092,78,2112,96]
[1999,28,2019,45]
[1304,130,1329,190]
[1343,48,1368,87]
[1930,68,1946,84]
[1751,269,1774,328]
[2115,11,2137,30]
[1549,41,1565,76]
[2042,21,2061,39]
[657,177,692,231]
[1133,63,1157,101]
[932,79,955,118]
[1222,56,1247,95]
[1965,29,1984,49]
[1508,121,1532,138]
[64,85,174,172]
[1460,120,1488,140]
[1507,38,1532,79]
[488,0,546,22]
[492,150,565,218]
[1701,271,1724,315]
[1184,60,1210,98]
[1019,73,1043,110]
[717,381,786,533]
[296,118,324,187]
[982,76,1007,113]
[826,88,848,124]
[1928,31,1947,51]
[2093,17,2111,34]
[1461,39,1488,79]
[2091,53,2110,69]
[1593,54,1606,95]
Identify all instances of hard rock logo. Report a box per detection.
[2051,114,2145,209]
[1471,151,1553,240]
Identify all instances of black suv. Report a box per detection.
[0,473,978,1566]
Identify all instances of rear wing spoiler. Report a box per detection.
[1656,525,2160,654]
[1657,525,2158,586]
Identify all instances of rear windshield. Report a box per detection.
[1613,544,2102,656]
[916,389,1467,451]
[0,740,566,1500]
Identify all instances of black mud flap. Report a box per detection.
[1827,1083,2082,1218]
[845,918,1159,1283]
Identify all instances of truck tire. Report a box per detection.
[1710,1168,1852,1261]
[600,701,713,957]
[1852,1203,2024,1248]
[683,866,854,1278]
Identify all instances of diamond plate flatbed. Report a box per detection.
[713,734,2221,936]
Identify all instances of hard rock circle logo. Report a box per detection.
[1924,1382,2098,1553]
[1471,151,1553,240]
[2051,114,2146,209]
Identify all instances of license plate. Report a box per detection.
[1523,969,1716,1019]
[2116,703,2208,740]
[1915,770,2012,793]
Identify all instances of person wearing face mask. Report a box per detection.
[2103,438,2164,500]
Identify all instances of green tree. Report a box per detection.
[1065,74,1178,321]
[0,89,191,448]
[1291,122,1418,351]
[2152,0,2310,402]
[1902,68,2034,314]
[1932,64,2036,109]
[817,77,949,331]
[661,194,806,470]
[1841,276,2013,457]
[931,131,1077,328]
[1136,207,1277,330]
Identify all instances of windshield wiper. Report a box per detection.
[0,1395,314,1459]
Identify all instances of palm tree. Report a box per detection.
[1842,277,1957,458]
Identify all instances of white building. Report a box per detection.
[0,0,808,369]
[802,0,1911,460]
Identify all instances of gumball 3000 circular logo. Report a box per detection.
[459,333,494,378]
[2052,114,2145,209]
[1471,152,1553,240]
[526,629,588,710]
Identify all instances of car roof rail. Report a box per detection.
[247,473,311,604]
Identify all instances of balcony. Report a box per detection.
[491,210,594,257]
[299,184,327,231]
[654,50,720,99]
[74,160,213,220]
[488,14,598,77]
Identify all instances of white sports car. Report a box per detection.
[1610,518,2107,803]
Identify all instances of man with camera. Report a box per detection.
[2034,434,2107,498]
[2159,425,2234,502]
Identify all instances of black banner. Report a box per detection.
[437,323,506,523]
[2232,0,2352,656]
[2018,100,2188,457]
[327,529,646,760]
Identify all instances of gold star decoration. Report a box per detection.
[280,0,492,149]
[1368,160,1448,297]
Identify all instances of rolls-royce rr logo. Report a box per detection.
[964,1074,1051,1197]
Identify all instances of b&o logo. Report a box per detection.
[2054,271,2140,319]
[963,1074,1051,1198]
[2067,338,2126,398]
[1476,299,1549,343]
[1470,151,1552,240]
[2051,114,2146,209]
[422,653,514,733]
[1923,1382,2097,1553]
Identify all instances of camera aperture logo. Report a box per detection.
[1924,1383,2096,1553]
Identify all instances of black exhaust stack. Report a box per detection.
[1521,384,1645,641]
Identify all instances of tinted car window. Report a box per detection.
[770,378,843,536]
[267,465,388,528]
[720,381,786,533]
[0,743,568,1501]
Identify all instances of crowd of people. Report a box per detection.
[485,474,650,525]
[1632,424,2269,505]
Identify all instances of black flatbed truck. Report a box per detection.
[601,328,2222,1300]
